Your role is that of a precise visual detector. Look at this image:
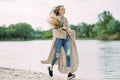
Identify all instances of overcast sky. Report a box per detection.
[0,0,120,30]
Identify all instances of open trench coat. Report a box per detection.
[41,30,79,74]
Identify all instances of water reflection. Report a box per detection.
[98,41,120,80]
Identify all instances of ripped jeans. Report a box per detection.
[51,35,71,67]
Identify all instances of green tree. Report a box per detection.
[69,24,79,38]
[96,11,114,35]
[14,23,33,39]
[78,22,89,38]
[69,24,77,31]
[42,29,52,39]
[88,24,96,38]
[107,19,120,34]
[8,24,17,39]
[0,25,7,40]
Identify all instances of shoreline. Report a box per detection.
[0,67,65,80]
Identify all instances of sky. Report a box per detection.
[0,0,120,30]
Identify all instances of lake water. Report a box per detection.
[0,40,120,80]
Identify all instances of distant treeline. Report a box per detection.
[70,11,120,40]
[0,22,52,40]
[0,11,120,40]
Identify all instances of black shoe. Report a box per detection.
[68,72,75,79]
[48,67,53,77]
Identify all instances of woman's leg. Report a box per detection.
[63,37,71,67]
[63,37,75,79]
[48,38,63,77]
[51,38,63,66]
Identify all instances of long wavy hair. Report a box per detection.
[47,5,64,29]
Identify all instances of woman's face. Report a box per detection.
[58,7,65,15]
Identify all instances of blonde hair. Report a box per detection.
[47,5,64,28]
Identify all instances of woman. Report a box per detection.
[41,5,79,79]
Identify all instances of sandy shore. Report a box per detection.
[0,67,65,80]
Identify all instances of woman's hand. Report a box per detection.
[62,26,71,35]
[61,26,67,30]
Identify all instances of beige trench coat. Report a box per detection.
[41,30,79,74]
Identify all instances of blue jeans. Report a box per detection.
[51,35,71,67]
